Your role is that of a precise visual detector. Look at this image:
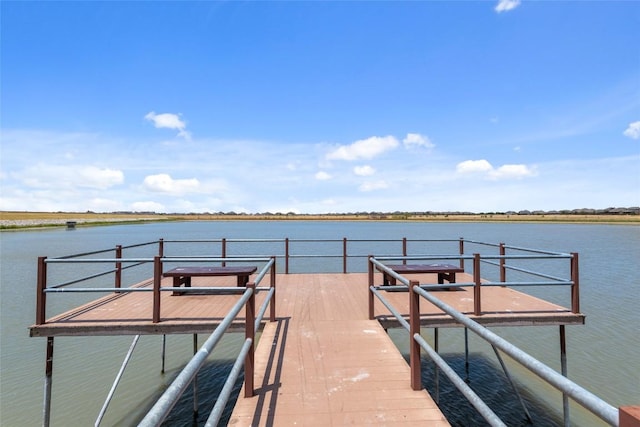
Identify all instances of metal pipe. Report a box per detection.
[368,287,410,331]
[464,327,470,383]
[138,288,254,427]
[161,335,166,374]
[204,338,253,427]
[95,335,140,427]
[491,345,532,423]
[412,285,618,426]
[561,325,570,427]
[43,337,54,427]
[255,287,275,332]
[414,333,507,427]
[434,328,439,403]
[193,334,199,417]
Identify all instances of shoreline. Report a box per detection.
[1,211,639,230]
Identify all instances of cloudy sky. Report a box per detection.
[1,0,638,214]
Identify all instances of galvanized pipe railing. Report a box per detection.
[411,283,617,426]
[368,255,614,426]
[138,287,255,427]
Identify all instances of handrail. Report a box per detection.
[368,254,615,426]
[138,259,276,425]
[411,284,618,426]
[137,288,254,427]
[36,256,275,325]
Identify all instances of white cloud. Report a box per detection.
[143,173,200,194]
[495,0,521,13]
[402,133,435,149]
[456,159,536,180]
[315,171,332,180]
[623,121,640,139]
[144,111,191,140]
[18,164,124,189]
[456,159,493,174]
[326,136,399,161]
[78,166,125,188]
[354,165,376,176]
[359,180,389,192]
[489,164,537,180]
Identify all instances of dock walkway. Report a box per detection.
[229,273,450,426]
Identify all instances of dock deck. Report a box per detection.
[30,271,584,425]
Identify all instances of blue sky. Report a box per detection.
[1,0,638,214]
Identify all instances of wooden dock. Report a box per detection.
[30,270,584,425]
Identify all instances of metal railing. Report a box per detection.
[34,237,592,425]
[137,274,271,426]
[368,256,618,426]
[36,253,276,325]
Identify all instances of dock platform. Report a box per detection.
[30,271,583,426]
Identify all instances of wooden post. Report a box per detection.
[36,257,47,325]
[499,243,506,284]
[285,238,289,274]
[343,237,347,274]
[620,406,640,427]
[221,238,226,267]
[473,253,482,316]
[158,238,164,257]
[153,256,162,323]
[115,245,122,289]
[245,282,256,397]
[402,238,407,265]
[459,238,465,269]
[368,256,375,320]
[270,256,276,322]
[571,253,580,314]
[409,280,422,390]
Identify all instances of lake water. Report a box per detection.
[1,221,638,426]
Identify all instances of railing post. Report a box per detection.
[459,238,465,269]
[245,282,256,397]
[499,243,506,284]
[473,253,482,316]
[343,238,348,273]
[285,238,289,274]
[36,256,47,325]
[115,245,122,288]
[571,253,580,313]
[222,238,227,267]
[368,256,375,320]
[409,280,422,390]
[270,256,276,322]
[153,256,162,323]
[158,238,164,257]
[402,238,407,265]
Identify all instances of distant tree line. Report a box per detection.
[101,207,640,216]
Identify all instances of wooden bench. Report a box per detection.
[163,266,257,295]
[379,263,464,287]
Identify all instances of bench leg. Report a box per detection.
[172,276,191,295]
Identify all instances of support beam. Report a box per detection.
[43,337,54,427]
[560,325,570,427]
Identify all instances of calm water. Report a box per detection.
[1,221,638,426]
